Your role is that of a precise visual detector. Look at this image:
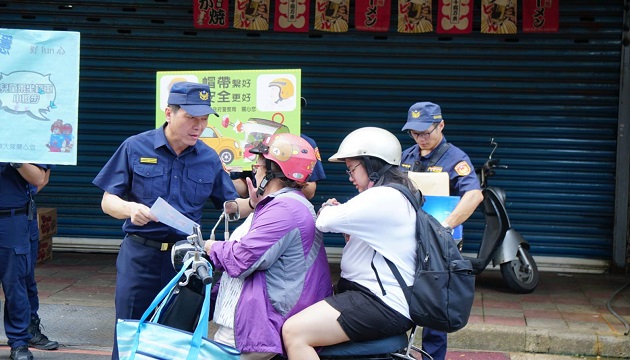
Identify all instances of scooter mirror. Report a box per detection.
[224,200,240,222]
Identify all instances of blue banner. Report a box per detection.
[0,28,80,165]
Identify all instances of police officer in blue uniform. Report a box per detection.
[0,162,48,360]
[93,81,253,359]
[400,102,483,360]
[298,134,326,199]
[26,167,59,351]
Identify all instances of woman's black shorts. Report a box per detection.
[324,278,414,342]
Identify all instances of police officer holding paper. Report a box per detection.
[92,81,254,359]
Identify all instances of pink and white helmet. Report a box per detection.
[250,133,316,183]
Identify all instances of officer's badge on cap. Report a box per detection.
[401,102,443,132]
[167,81,218,117]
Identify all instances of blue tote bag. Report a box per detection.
[116,258,241,360]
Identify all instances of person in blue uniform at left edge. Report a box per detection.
[92,81,256,360]
[0,162,48,360]
[26,167,59,352]
[400,101,483,360]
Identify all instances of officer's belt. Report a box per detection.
[0,206,28,217]
[127,234,175,251]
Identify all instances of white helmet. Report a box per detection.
[329,127,401,165]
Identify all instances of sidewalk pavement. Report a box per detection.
[1,252,629,359]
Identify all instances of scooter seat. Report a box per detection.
[318,333,409,356]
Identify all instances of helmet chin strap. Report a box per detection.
[362,156,392,183]
[255,159,285,197]
[256,159,275,197]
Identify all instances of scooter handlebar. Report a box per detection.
[194,262,213,285]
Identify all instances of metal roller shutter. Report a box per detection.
[0,0,624,266]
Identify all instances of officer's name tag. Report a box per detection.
[140,157,157,164]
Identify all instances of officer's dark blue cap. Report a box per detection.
[401,102,443,132]
[167,81,218,117]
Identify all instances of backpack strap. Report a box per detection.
[412,142,451,172]
[381,183,424,305]
[371,251,387,296]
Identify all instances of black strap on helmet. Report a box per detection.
[362,156,392,183]
[256,158,275,197]
[255,158,286,197]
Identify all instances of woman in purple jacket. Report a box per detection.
[204,133,333,360]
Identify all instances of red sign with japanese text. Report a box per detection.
[523,0,559,33]
[481,0,517,34]
[194,0,229,29]
[234,0,271,31]
[314,0,350,32]
[437,0,473,34]
[355,0,391,32]
[274,0,311,32]
[398,0,433,33]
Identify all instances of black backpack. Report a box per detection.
[384,183,475,333]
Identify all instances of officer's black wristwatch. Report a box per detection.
[10,163,23,169]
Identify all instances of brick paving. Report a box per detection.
[1,252,629,358]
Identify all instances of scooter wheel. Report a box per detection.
[500,247,539,294]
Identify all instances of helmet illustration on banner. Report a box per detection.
[268,78,295,103]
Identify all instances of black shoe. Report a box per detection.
[10,345,33,360]
[28,316,59,350]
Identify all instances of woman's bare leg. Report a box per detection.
[283,300,350,360]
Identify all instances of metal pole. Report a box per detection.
[613,0,630,270]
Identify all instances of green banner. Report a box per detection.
[156,69,301,171]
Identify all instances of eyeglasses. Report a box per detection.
[408,122,440,139]
[345,163,362,178]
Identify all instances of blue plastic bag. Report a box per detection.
[116,258,240,360]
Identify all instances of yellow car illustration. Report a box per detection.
[200,125,242,164]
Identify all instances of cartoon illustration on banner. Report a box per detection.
[156,69,301,171]
[0,28,80,165]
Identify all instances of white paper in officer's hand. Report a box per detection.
[150,197,198,235]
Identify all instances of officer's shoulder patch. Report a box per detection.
[454,161,471,176]
[140,157,157,164]
[313,147,322,162]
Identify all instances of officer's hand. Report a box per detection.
[129,203,157,226]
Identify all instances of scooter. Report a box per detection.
[464,138,539,294]
[169,201,431,360]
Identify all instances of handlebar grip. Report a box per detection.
[195,264,213,285]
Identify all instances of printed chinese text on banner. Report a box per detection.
[437,0,473,34]
[398,0,433,33]
[355,0,391,32]
[274,0,311,32]
[156,70,302,172]
[0,28,80,165]
[234,0,271,30]
[194,0,229,29]
[314,0,350,32]
[523,0,559,33]
[481,0,517,34]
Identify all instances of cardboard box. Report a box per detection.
[36,208,57,265]
[37,207,57,240]
[37,235,53,265]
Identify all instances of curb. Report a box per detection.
[443,324,630,358]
